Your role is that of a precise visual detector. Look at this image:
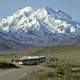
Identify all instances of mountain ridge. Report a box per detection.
[0,6,80,50]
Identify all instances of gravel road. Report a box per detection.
[0,65,39,80]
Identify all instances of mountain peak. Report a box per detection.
[0,6,80,34]
[0,6,80,49]
[15,6,32,15]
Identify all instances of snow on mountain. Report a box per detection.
[0,6,80,35]
[0,6,80,50]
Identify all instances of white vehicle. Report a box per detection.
[15,56,46,65]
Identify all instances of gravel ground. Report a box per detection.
[0,65,39,80]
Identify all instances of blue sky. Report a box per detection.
[0,0,80,21]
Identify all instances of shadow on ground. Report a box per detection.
[0,62,20,69]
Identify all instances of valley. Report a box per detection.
[0,45,80,80]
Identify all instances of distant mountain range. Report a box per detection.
[0,6,80,50]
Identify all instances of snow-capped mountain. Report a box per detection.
[0,6,80,50]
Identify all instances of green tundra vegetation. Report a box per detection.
[21,59,80,80]
[0,45,80,63]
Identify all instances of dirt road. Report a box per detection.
[0,65,39,80]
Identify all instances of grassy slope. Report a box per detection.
[0,45,80,63]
